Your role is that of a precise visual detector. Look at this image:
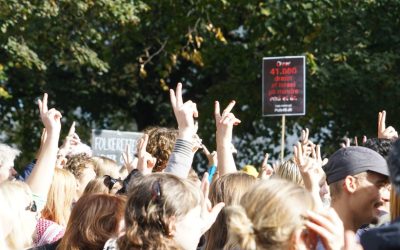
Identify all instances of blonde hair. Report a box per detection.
[205,173,257,250]
[41,169,77,226]
[117,173,201,250]
[83,177,110,195]
[92,156,119,178]
[224,179,314,250]
[273,158,304,186]
[0,143,20,167]
[0,181,36,249]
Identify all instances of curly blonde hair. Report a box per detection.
[143,127,178,172]
[65,153,96,178]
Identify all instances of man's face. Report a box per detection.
[351,172,389,225]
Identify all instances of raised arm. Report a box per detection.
[26,93,62,206]
[215,100,241,176]
[164,83,197,178]
[378,110,398,139]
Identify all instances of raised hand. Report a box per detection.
[215,100,241,175]
[60,122,80,151]
[200,172,225,234]
[340,138,351,148]
[294,142,324,210]
[136,134,157,176]
[27,93,62,204]
[38,93,62,134]
[122,143,137,173]
[170,82,198,141]
[259,153,274,179]
[215,101,241,145]
[300,128,315,157]
[305,208,344,250]
[378,110,398,139]
[192,133,203,153]
[202,144,218,167]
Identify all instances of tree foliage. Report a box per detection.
[1,0,400,169]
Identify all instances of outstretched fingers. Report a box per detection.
[214,101,221,121]
[221,100,236,117]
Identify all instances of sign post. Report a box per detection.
[262,56,306,161]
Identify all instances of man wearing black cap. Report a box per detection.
[360,139,400,249]
[324,146,390,233]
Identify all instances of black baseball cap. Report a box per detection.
[324,146,389,185]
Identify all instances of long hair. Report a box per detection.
[41,168,76,226]
[224,179,314,250]
[57,194,126,250]
[117,173,201,250]
[0,181,36,249]
[205,173,256,250]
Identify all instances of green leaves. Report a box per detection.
[1,0,400,169]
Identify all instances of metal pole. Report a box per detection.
[280,115,286,162]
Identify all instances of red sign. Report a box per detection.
[262,56,306,116]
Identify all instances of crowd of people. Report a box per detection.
[0,83,399,250]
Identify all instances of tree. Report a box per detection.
[1,0,400,170]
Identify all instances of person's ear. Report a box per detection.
[344,176,358,193]
[168,216,177,237]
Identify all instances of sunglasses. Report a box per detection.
[26,200,37,213]
[103,175,122,191]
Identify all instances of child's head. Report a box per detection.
[143,127,178,172]
[274,158,304,186]
[58,194,126,250]
[206,173,257,250]
[118,173,203,250]
[65,153,97,198]
[0,181,37,249]
[225,179,314,250]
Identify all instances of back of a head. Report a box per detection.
[224,179,314,250]
[91,156,119,178]
[0,181,36,250]
[118,173,201,250]
[144,126,178,172]
[57,194,125,250]
[65,153,96,178]
[82,177,110,195]
[363,138,394,158]
[273,158,304,186]
[42,168,77,227]
[206,173,257,250]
